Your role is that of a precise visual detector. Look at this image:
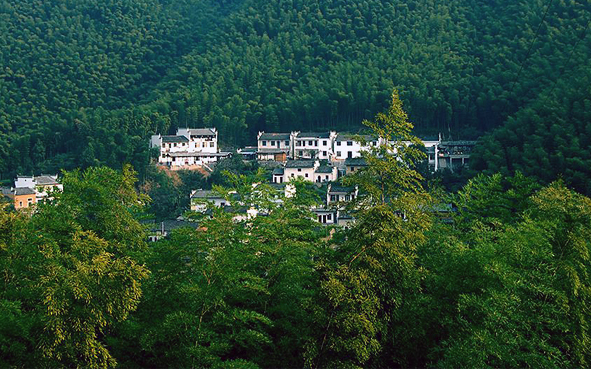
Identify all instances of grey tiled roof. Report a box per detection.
[34,175,58,185]
[344,157,368,166]
[315,166,334,173]
[187,128,216,136]
[257,148,289,154]
[285,160,316,169]
[298,132,331,139]
[14,187,36,196]
[259,132,291,140]
[329,186,355,194]
[336,133,378,142]
[191,190,224,199]
[162,135,189,143]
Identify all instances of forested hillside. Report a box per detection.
[1,0,590,191]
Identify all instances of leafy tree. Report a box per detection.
[126,170,323,368]
[306,90,433,368]
[422,179,591,368]
[0,166,149,368]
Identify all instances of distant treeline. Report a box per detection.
[1,0,590,193]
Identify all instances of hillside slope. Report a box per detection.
[1,0,590,183]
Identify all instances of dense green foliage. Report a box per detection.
[0,166,149,368]
[3,98,591,367]
[1,0,590,190]
[471,67,591,195]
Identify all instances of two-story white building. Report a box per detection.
[293,132,337,160]
[333,134,379,161]
[178,128,218,153]
[151,128,230,168]
[257,132,293,161]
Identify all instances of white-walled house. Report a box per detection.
[190,189,233,212]
[283,160,319,181]
[327,184,358,207]
[333,134,379,161]
[277,160,338,183]
[151,128,229,169]
[293,132,336,160]
[314,165,338,183]
[177,128,218,153]
[272,167,285,184]
[313,207,338,225]
[257,132,293,161]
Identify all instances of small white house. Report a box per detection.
[313,207,338,225]
[272,167,285,184]
[190,189,234,212]
[284,160,320,181]
[326,184,358,208]
[314,165,338,183]
[14,174,63,203]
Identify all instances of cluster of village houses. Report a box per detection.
[1,128,473,238]
[151,128,475,177]
[149,128,474,234]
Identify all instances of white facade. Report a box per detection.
[326,185,358,207]
[15,176,35,188]
[152,128,229,168]
[314,167,338,183]
[293,132,336,160]
[313,208,338,225]
[272,168,285,184]
[257,132,292,152]
[178,128,218,153]
[283,160,319,181]
[333,134,379,161]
